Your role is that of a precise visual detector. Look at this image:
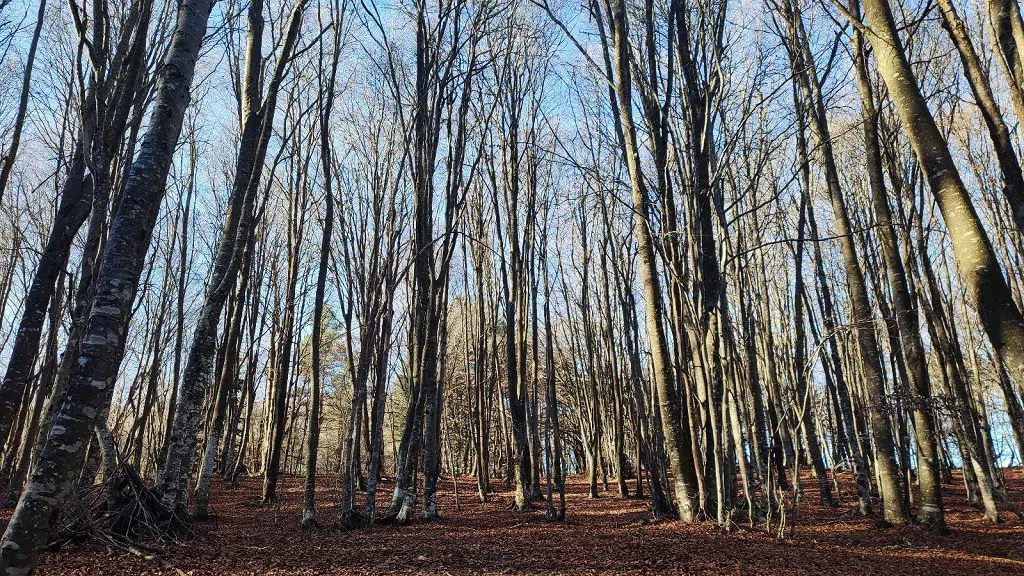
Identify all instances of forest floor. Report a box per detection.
[3,470,1024,575]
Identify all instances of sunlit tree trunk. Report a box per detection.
[160,0,308,513]
[856,0,1024,418]
[609,0,700,520]
[782,0,903,523]
[850,16,945,529]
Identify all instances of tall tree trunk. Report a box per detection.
[790,86,835,508]
[158,0,308,512]
[610,0,700,520]
[784,0,904,523]
[261,148,308,504]
[541,207,565,519]
[194,260,249,518]
[851,16,945,529]
[160,145,195,468]
[304,13,340,526]
[856,0,1024,409]
[0,0,215,570]
[0,150,90,452]
[364,304,394,520]
[6,270,64,502]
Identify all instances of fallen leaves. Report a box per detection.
[1,470,1021,575]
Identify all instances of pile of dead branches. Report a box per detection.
[43,460,196,573]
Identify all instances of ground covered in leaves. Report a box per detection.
[3,470,1023,574]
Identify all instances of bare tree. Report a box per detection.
[0,0,216,571]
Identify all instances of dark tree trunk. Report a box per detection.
[0,0,216,570]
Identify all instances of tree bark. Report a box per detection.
[158,0,308,512]
[0,0,215,570]
[850,14,945,529]
[609,0,700,520]
[857,0,1024,403]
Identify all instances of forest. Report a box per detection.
[1,0,1024,572]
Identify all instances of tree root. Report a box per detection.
[338,507,371,530]
[508,500,535,513]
